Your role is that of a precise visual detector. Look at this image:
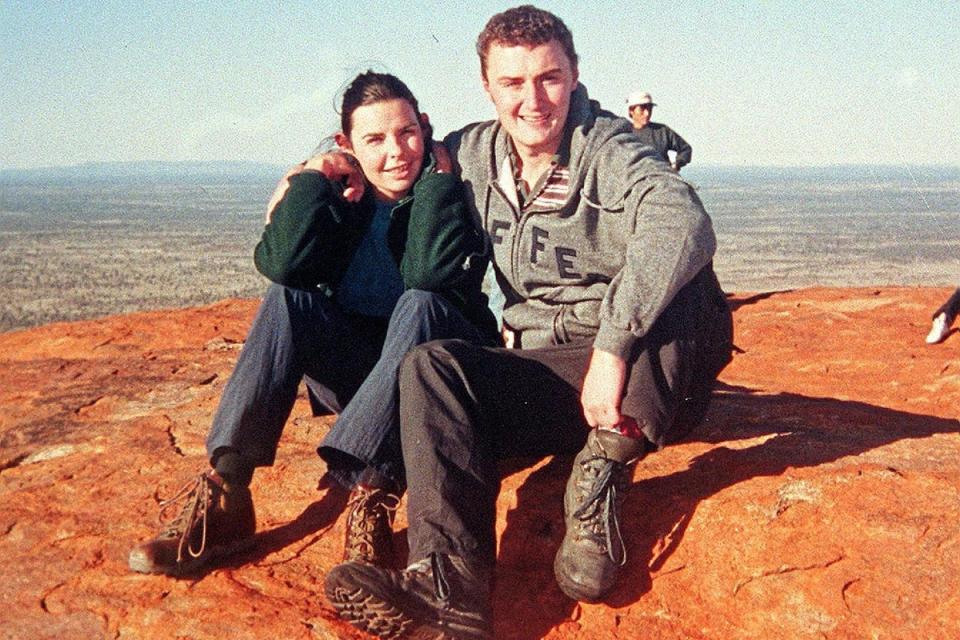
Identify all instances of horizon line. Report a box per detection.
[3,159,960,173]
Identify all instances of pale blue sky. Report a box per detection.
[2,1,957,169]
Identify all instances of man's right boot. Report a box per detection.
[554,428,645,602]
[325,552,493,639]
[128,470,256,576]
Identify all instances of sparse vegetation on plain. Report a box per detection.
[2,165,958,333]
[0,179,273,332]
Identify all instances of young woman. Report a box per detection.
[129,71,498,576]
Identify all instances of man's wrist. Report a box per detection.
[593,324,637,360]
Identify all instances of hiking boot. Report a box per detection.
[554,428,645,602]
[325,552,493,640]
[343,485,400,566]
[128,470,256,576]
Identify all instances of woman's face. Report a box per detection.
[339,98,426,202]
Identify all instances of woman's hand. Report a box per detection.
[580,348,628,430]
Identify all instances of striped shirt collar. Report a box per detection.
[506,142,571,212]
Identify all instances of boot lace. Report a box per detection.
[157,473,217,565]
[344,486,400,561]
[430,552,450,602]
[572,457,628,566]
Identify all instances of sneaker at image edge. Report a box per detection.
[926,312,951,344]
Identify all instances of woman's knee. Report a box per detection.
[262,282,338,322]
[393,289,446,317]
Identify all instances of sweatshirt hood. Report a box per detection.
[484,83,635,204]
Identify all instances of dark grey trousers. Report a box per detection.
[398,267,733,564]
[933,287,960,321]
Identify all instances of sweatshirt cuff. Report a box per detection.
[288,169,331,194]
[593,324,639,360]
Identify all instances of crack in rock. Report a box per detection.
[74,395,105,414]
[39,581,67,614]
[841,578,861,611]
[0,453,29,473]
[164,419,185,457]
[733,554,846,595]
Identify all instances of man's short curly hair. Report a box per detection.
[476,5,578,79]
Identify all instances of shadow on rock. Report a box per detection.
[726,289,793,312]
[223,485,349,570]
[495,382,959,635]
[495,456,574,640]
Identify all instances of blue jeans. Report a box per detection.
[205,284,491,489]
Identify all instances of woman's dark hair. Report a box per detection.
[339,71,433,140]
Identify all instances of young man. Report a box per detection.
[325,6,733,638]
[626,90,693,171]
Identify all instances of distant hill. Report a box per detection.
[4,161,957,187]
[683,163,960,186]
[0,161,286,185]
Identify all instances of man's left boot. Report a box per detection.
[554,428,645,602]
[325,552,493,639]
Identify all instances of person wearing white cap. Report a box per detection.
[626,90,692,171]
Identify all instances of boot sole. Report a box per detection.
[128,536,257,576]
[326,583,416,639]
[325,569,491,640]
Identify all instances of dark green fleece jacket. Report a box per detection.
[253,167,497,339]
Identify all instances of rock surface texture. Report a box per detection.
[0,287,958,639]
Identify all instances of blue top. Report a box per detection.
[335,199,406,317]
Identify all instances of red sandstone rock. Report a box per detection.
[0,288,957,639]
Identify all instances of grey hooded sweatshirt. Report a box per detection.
[444,84,717,359]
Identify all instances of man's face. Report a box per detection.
[482,39,579,159]
[630,104,652,129]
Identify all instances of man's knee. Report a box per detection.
[399,338,478,398]
[401,339,455,382]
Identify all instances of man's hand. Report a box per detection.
[265,152,365,223]
[580,348,628,430]
[304,152,365,202]
[432,142,453,174]
[265,163,305,223]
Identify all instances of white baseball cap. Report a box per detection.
[626,91,656,108]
